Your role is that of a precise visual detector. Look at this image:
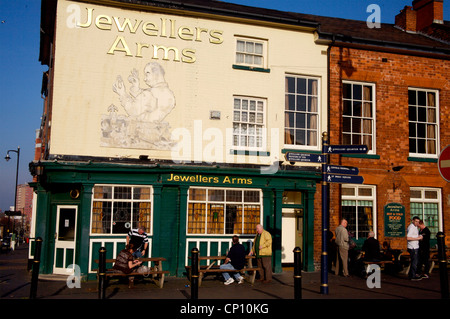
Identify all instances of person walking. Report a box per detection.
[417,220,431,278]
[249,224,272,283]
[335,219,350,277]
[406,216,423,281]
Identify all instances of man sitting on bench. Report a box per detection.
[220,235,246,285]
[113,244,143,288]
[362,231,382,262]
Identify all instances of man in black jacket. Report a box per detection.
[220,235,246,285]
[418,220,431,279]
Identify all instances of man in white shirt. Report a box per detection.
[406,216,423,280]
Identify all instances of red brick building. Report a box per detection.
[311,0,450,267]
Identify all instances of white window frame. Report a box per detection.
[341,184,377,240]
[186,187,263,236]
[284,74,321,150]
[235,37,268,69]
[342,81,376,154]
[232,96,267,151]
[408,87,440,158]
[410,187,443,236]
[90,184,154,236]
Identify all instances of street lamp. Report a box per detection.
[5,146,20,235]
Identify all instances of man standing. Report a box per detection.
[417,220,431,279]
[249,224,272,283]
[126,226,149,258]
[335,219,350,277]
[220,235,246,285]
[406,216,423,280]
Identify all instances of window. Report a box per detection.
[187,187,262,235]
[408,88,439,156]
[285,75,319,147]
[341,185,376,239]
[91,185,152,234]
[233,96,265,150]
[235,38,266,68]
[410,187,441,240]
[342,82,375,152]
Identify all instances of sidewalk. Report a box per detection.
[1,244,448,302]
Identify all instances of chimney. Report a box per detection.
[395,0,444,32]
[395,6,417,32]
[412,0,444,30]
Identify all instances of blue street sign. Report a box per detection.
[325,145,368,154]
[326,174,364,184]
[285,152,325,163]
[325,165,359,175]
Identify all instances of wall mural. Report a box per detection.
[101,62,176,150]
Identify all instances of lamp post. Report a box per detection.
[5,146,20,235]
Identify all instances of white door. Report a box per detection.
[282,208,303,264]
[53,206,77,275]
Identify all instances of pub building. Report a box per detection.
[30,0,449,280]
[31,0,328,278]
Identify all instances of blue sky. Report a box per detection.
[0,0,449,212]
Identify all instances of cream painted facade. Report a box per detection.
[50,0,328,166]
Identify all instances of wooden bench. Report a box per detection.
[94,257,170,288]
[186,255,260,286]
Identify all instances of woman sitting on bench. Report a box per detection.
[113,244,143,287]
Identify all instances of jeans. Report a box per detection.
[408,248,419,278]
[219,263,243,281]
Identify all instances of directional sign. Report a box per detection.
[285,152,325,163]
[326,174,364,184]
[325,145,368,154]
[438,145,450,182]
[4,211,21,216]
[325,165,359,175]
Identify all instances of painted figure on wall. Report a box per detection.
[101,62,176,149]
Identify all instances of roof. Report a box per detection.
[39,0,450,66]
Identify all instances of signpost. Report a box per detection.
[438,145,450,182]
[285,136,368,295]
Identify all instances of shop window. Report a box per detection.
[233,96,266,150]
[341,185,376,240]
[285,75,319,148]
[91,185,152,235]
[408,88,439,157]
[342,81,375,153]
[187,187,262,235]
[410,187,441,240]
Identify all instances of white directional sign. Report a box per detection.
[325,145,368,154]
[325,165,359,175]
[285,152,325,163]
[327,174,364,184]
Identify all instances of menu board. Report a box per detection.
[384,203,405,237]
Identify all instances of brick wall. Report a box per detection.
[312,46,450,268]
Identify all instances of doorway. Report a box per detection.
[53,205,77,275]
[281,208,303,264]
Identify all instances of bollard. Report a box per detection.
[191,248,199,300]
[98,247,107,299]
[293,247,302,300]
[29,237,43,299]
[436,232,449,299]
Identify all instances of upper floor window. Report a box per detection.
[233,96,266,150]
[342,81,375,153]
[409,88,439,157]
[285,75,319,148]
[235,38,267,68]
